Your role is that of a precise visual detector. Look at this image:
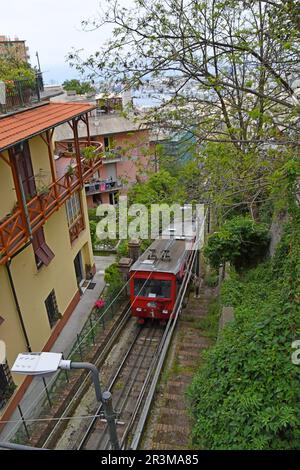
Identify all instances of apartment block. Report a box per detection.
[54,94,153,207]
[0,35,30,63]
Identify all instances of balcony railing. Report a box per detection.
[0,143,103,264]
[85,179,123,195]
[0,76,43,115]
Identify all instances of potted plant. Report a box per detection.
[65,164,75,178]
[37,185,50,204]
[81,145,98,161]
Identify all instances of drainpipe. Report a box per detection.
[6,258,32,353]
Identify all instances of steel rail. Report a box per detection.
[101,326,162,450]
[129,211,208,449]
[42,302,131,448]
[76,325,143,449]
[78,324,162,450]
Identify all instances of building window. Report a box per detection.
[45,290,60,328]
[104,136,110,151]
[32,227,55,268]
[66,192,82,227]
[66,192,85,243]
[0,362,15,410]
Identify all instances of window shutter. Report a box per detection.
[32,227,55,267]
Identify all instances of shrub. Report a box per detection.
[104,263,122,288]
[204,216,270,270]
[89,220,98,246]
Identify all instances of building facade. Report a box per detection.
[0,102,101,418]
[0,35,29,63]
[54,96,152,208]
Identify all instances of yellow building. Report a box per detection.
[0,102,102,421]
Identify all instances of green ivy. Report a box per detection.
[188,210,300,450]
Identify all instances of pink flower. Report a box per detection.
[94,299,105,309]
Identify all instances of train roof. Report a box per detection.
[130,206,206,275]
[130,238,190,275]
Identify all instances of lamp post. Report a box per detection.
[11,352,120,450]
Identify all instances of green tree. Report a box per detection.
[0,58,36,83]
[128,169,186,207]
[62,79,95,95]
[70,0,300,149]
[204,216,270,270]
[70,0,300,219]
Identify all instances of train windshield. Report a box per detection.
[134,279,172,299]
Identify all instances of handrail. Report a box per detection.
[56,140,103,156]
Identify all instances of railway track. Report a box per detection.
[78,322,165,450]
[53,211,207,450]
[42,301,132,449]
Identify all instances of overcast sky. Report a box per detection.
[1,0,114,84]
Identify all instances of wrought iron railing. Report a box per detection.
[0,76,43,114]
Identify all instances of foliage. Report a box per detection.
[204,216,270,270]
[62,79,95,95]
[204,271,219,288]
[0,58,36,84]
[128,169,186,207]
[116,240,129,260]
[65,164,74,177]
[104,263,122,288]
[70,0,300,151]
[89,220,98,246]
[81,145,98,160]
[88,208,98,221]
[188,210,300,450]
[71,1,300,220]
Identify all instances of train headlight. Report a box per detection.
[162,309,169,314]
[136,308,142,312]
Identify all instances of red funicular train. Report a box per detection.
[129,217,197,323]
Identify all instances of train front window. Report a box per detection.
[134,279,171,298]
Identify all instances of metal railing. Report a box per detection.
[0,76,43,115]
[5,283,128,447]
[85,179,123,195]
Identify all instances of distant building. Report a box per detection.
[0,35,29,63]
[54,93,153,207]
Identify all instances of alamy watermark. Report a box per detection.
[291,340,300,365]
[95,197,205,249]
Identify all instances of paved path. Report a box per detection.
[0,255,115,441]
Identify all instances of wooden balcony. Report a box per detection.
[0,141,103,265]
[69,214,85,244]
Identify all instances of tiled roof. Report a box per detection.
[0,102,95,151]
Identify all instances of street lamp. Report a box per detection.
[11,352,120,450]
